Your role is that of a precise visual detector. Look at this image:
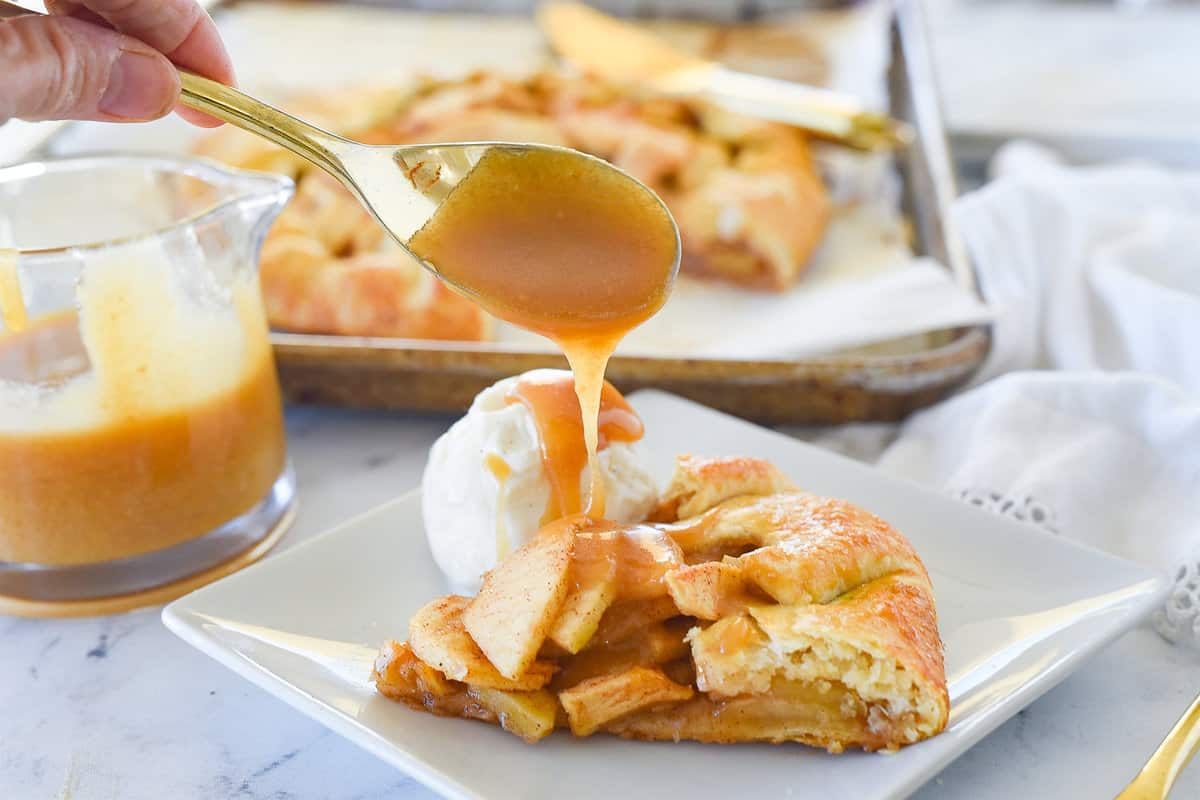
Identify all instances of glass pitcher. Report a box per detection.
[0,154,295,615]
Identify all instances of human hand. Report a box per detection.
[0,0,233,126]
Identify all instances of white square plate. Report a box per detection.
[164,391,1167,800]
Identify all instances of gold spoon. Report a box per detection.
[1115,691,1200,800]
[0,0,679,298]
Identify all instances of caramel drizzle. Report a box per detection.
[545,515,686,600]
[484,453,514,560]
[505,371,643,522]
[405,147,675,528]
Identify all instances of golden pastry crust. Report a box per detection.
[193,87,491,341]
[652,453,796,521]
[664,491,928,606]
[193,70,832,340]
[258,236,491,340]
[667,128,830,290]
[374,455,948,752]
[255,167,491,340]
[605,572,947,753]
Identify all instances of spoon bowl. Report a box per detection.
[176,73,681,307]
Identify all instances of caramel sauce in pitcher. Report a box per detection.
[0,250,285,567]
[407,147,677,521]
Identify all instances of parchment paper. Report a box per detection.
[50,1,992,360]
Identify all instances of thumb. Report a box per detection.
[0,15,180,124]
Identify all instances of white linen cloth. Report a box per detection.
[804,143,1200,648]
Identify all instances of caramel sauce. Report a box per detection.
[716,614,763,656]
[572,522,685,600]
[0,336,285,566]
[612,525,687,600]
[484,453,512,483]
[714,589,762,620]
[0,268,286,567]
[659,507,721,554]
[0,249,27,333]
[505,373,643,521]
[484,453,513,560]
[407,147,677,521]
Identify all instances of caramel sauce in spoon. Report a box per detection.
[407,146,678,521]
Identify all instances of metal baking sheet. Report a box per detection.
[6,0,990,423]
[266,0,989,423]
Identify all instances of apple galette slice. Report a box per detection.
[374,456,948,752]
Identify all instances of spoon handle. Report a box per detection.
[178,71,354,182]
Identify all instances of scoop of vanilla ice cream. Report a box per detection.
[422,369,658,593]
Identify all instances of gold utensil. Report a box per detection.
[1115,691,1200,800]
[537,2,911,152]
[0,0,677,292]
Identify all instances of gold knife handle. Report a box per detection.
[699,67,912,152]
[1118,692,1200,799]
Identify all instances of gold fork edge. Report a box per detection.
[1115,691,1200,799]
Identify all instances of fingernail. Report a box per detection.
[99,50,174,120]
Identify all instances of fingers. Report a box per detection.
[47,0,234,127]
[0,15,180,124]
[45,0,232,80]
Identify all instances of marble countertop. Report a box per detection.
[2,405,1198,800]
